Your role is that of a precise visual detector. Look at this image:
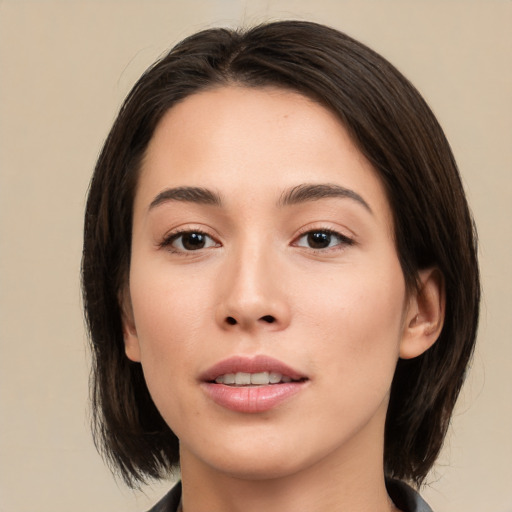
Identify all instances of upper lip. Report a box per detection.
[200,355,306,382]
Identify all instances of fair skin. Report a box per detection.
[123,86,444,512]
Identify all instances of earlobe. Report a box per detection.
[400,268,445,360]
[119,290,142,363]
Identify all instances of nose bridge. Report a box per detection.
[216,233,290,331]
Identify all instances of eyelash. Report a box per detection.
[292,228,354,253]
[159,229,219,254]
[159,227,354,255]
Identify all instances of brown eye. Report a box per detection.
[295,230,353,250]
[181,232,207,250]
[307,231,332,249]
[168,231,218,251]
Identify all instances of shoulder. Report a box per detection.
[146,482,182,512]
[386,479,434,512]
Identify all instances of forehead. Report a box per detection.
[142,85,360,172]
[136,86,393,229]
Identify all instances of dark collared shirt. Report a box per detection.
[147,479,434,512]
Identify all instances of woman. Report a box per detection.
[82,21,480,512]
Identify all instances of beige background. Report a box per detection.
[0,1,510,511]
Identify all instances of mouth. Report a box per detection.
[200,355,308,413]
[200,354,307,384]
[213,371,303,386]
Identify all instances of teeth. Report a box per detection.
[224,373,235,384]
[269,372,282,384]
[214,371,295,386]
[251,372,269,385]
[235,372,251,385]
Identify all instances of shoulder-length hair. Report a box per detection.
[82,20,479,488]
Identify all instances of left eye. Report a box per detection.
[295,230,351,250]
[168,231,218,251]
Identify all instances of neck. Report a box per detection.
[181,467,397,512]
[179,412,399,512]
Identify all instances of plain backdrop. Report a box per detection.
[0,1,511,511]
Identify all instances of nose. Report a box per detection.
[215,244,291,332]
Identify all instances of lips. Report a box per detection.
[200,355,308,413]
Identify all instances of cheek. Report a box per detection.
[128,274,206,426]
[296,260,406,366]
[130,255,215,339]
[296,267,406,430]
[127,260,212,388]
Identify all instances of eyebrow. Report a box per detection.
[148,183,372,213]
[149,186,222,210]
[278,183,372,213]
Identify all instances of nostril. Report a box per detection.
[226,317,237,325]
[260,315,276,323]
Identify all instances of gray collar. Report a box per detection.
[148,479,434,512]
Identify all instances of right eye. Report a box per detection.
[164,231,219,252]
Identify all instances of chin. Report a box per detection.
[181,431,312,481]
[211,455,306,481]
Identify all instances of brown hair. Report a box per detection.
[82,20,479,488]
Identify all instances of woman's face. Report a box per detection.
[124,86,416,480]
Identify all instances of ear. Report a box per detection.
[400,268,445,360]
[119,288,141,363]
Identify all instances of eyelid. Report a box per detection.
[158,225,221,253]
[291,225,356,252]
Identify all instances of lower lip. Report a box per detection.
[201,382,305,413]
